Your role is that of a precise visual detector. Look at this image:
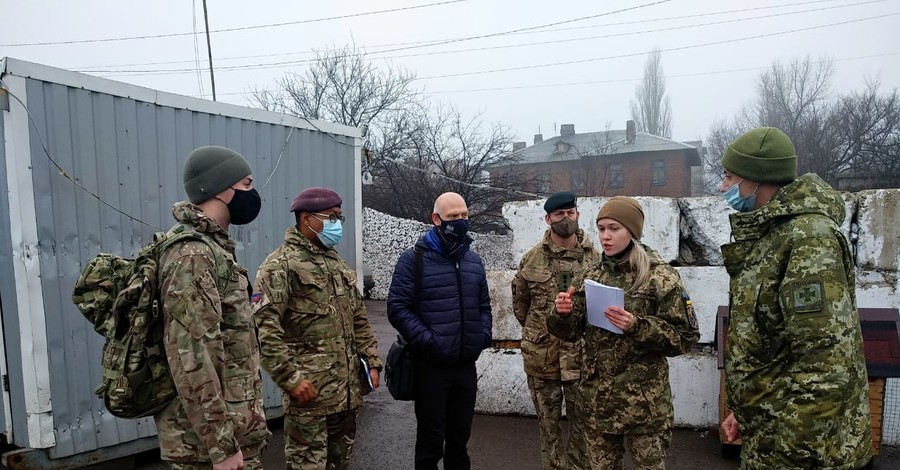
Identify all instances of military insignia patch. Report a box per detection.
[792,280,824,313]
[681,291,698,329]
[558,271,574,292]
[251,291,262,303]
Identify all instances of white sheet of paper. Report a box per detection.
[584,279,625,334]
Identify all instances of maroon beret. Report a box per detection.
[290,187,342,213]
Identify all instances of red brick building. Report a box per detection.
[493,121,702,197]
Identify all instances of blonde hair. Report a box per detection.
[625,238,651,294]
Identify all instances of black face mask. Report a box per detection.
[227,188,261,225]
[436,217,471,260]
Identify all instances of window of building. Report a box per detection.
[570,171,585,194]
[609,163,624,188]
[651,160,666,186]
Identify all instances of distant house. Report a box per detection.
[492,121,702,197]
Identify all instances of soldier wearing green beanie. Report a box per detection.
[719,128,872,469]
[154,145,271,469]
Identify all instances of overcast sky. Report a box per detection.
[2,0,898,144]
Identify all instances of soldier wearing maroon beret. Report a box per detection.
[253,187,382,469]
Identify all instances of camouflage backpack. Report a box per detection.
[72,227,227,419]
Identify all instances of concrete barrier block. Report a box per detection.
[676,267,729,344]
[856,190,900,271]
[475,348,534,416]
[840,192,857,244]
[475,349,720,429]
[504,196,680,265]
[678,197,732,266]
[576,197,680,263]
[488,270,522,341]
[669,353,719,428]
[856,270,900,310]
[502,199,550,267]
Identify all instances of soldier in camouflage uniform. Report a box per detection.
[512,192,599,470]
[718,127,872,470]
[156,146,271,470]
[551,196,699,470]
[253,187,382,470]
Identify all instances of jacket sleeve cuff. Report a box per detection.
[208,436,241,464]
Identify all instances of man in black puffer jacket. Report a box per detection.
[388,192,493,470]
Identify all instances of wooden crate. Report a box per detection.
[870,378,884,456]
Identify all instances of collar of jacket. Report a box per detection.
[171,201,234,252]
[542,228,594,257]
[599,242,663,271]
[284,225,336,257]
[728,173,845,242]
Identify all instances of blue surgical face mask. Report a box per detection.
[723,179,757,212]
[315,219,343,248]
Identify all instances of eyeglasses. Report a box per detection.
[312,212,346,223]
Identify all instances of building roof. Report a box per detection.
[512,129,701,166]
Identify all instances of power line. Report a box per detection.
[91,1,672,74]
[68,0,855,71]
[0,0,468,47]
[417,13,899,80]
[81,0,883,77]
[423,52,900,94]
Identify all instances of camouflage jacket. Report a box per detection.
[547,244,699,434]
[722,173,871,469]
[253,226,382,417]
[155,202,270,464]
[512,229,599,381]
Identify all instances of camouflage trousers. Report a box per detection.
[586,430,671,470]
[527,376,587,470]
[284,407,359,470]
[166,443,265,469]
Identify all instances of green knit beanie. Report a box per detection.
[183,146,252,204]
[721,127,797,184]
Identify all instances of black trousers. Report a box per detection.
[413,359,478,470]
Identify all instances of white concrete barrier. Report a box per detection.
[676,267,729,344]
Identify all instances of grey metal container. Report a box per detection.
[0,57,363,468]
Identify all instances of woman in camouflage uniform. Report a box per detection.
[549,196,699,470]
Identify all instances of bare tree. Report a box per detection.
[249,44,536,229]
[698,118,742,194]
[249,44,417,128]
[364,105,534,232]
[630,48,672,138]
[710,56,900,188]
[833,81,900,188]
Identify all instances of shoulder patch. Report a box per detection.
[792,280,824,314]
[681,291,698,328]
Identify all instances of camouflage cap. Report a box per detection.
[290,187,342,213]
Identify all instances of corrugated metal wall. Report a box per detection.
[0,91,12,441]
[9,75,357,458]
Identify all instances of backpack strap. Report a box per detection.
[413,246,424,314]
[155,229,230,296]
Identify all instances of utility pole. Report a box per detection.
[201,0,217,101]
